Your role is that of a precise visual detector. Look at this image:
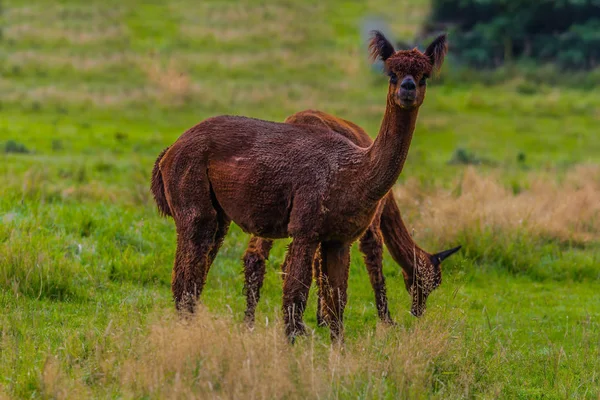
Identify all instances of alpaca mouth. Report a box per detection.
[410,298,426,317]
[410,302,426,317]
[410,284,429,317]
[410,309,423,317]
[398,96,417,109]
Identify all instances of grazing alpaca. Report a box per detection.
[151,31,448,342]
[242,110,461,327]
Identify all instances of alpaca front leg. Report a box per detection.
[282,238,318,342]
[243,236,273,327]
[319,241,351,343]
[359,227,394,325]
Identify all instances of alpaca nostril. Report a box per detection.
[400,78,416,91]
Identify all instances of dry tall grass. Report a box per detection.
[396,165,600,246]
[90,307,460,399]
[40,358,93,400]
[0,387,10,400]
[23,307,465,399]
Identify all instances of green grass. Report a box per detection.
[1,0,599,398]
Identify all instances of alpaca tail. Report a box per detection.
[151,147,172,217]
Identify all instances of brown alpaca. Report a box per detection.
[151,31,448,342]
[242,110,461,327]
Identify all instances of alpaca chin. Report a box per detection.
[398,100,418,110]
[409,286,428,317]
[410,303,426,317]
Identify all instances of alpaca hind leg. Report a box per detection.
[359,226,394,325]
[172,211,219,314]
[166,163,228,314]
[243,236,273,327]
[319,241,351,343]
[282,238,318,342]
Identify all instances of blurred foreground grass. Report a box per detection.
[1,0,599,398]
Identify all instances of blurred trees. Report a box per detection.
[426,0,600,69]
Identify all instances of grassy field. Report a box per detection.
[1,0,599,398]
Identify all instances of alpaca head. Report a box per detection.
[402,245,461,317]
[369,31,447,110]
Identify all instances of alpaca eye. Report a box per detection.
[389,74,398,84]
[419,76,428,86]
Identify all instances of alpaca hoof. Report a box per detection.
[286,323,308,343]
[244,313,255,330]
[330,331,345,346]
[316,313,327,327]
[175,303,196,320]
[175,291,198,316]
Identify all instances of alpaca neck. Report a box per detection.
[382,214,425,277]
[362,99,419,202]
[380,193,425,278]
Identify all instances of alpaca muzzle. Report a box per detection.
[397,77,417,108]
[410,284,428,317]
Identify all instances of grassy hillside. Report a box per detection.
[1,0,599,398]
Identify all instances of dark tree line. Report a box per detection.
[426,0,600,69]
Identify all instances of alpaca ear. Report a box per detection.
[424,33,448,73]
[368,30,396,62]
[430,245,461,267]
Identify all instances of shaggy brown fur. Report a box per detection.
[241,110,461,327]
[151,31,448,342]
